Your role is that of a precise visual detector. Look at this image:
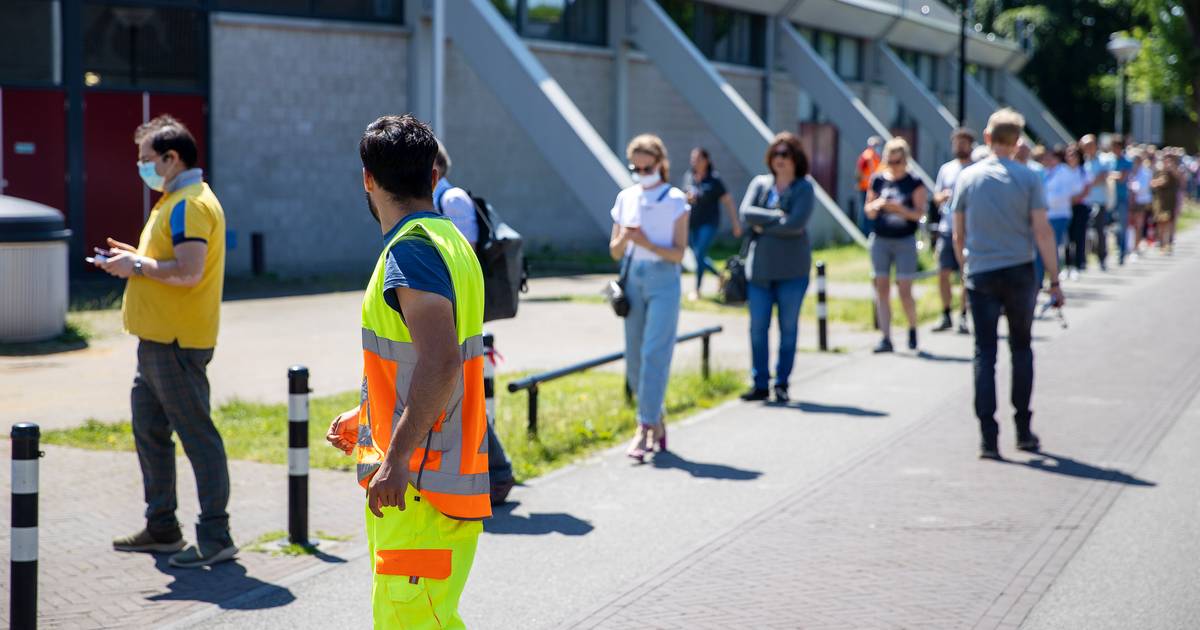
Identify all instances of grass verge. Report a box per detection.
[0,317,92,356]
[243,529,354,556]
[42,369,743,483]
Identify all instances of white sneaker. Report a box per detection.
[1068,269,1079,281]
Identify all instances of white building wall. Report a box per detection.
[210,15,408,275]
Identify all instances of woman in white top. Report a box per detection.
[1039,145,1083,284]
[609,134,689,462]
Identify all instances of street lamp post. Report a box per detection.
[1107,35,1141,135]
[957,1,972,125]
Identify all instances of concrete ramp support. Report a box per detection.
[628,0,864,246]
[875,42,958,166]
[1001,72,1073,146]
[777,22,934,212]
[445,0,630,233]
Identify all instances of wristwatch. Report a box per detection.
[1049,280,1060,288]
[133,258,144,276]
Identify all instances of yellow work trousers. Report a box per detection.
[365,486,482,629]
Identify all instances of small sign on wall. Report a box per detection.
[14,142,36,155]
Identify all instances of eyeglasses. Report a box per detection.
[628,164,657,175]
[771,148,791,159]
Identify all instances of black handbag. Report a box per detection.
[606,251,633,317]
[719,237,751,305]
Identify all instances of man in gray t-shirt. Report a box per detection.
[950,108,1064,460]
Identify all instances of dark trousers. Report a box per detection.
[1089,203,1109,267]
[1067,204,1090,270]
[967,263,1037,446]
[132,340,232,546]
[486,422,513,484]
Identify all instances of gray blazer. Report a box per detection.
[739,174,815,285]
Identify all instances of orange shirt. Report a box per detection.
[857,148,881,191]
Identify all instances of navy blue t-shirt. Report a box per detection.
[381,212,455,318]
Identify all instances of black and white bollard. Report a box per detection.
[287,366,310,546]
[816,261,828,352]
[11,423,41,630]
[483,333,496,424]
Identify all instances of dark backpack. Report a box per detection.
[466,193,528,322]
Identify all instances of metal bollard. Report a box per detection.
[816,261,828,351]
[11,423,41,630]
[483,333,496,424]
[287,366,310,546]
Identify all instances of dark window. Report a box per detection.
[216,0,404,23]
[498,0,607,46]
[661,0,764,68]
[0,0,58,84]
[82,4,205,91]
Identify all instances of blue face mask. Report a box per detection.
[138,160,164,192]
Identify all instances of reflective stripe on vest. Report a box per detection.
[356,215,491,520]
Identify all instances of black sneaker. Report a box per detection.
[113,527,185,553]
[1016,433,1041,453]
[933,313,953,332]
[907,328,918,350]
[490,478,515,506]
[872,338,894,354]
[956,317,970,335]
[740,388,770,401]
[979,443,1002,460]
[773,385,790,404]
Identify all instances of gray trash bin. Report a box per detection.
[0,195,73,343]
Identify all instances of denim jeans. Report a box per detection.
[748,276,810,391]
[1034,217,1070,286]
[966,263,1037,446]
[624,260,682,426]
[1114,199,1129,263]
[688,223,720,291]
[486,422,512,484]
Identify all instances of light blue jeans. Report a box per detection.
[624,260,682,427]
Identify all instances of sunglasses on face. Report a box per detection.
[628,164,657,175]
[771,149,791,159]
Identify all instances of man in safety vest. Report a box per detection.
[857,136,883,233]
[326,114,490,629]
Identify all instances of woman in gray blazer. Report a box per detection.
[738,132,816,403]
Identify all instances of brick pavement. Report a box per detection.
[568,243,1200,629]
[0,444,366,629]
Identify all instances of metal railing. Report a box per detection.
[506,326,723,436]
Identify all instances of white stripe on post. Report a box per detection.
[817,303,828,319]
[288,448,309,476]
[11,527,37,563]
[11,460,38,494]
[288,394,309,422]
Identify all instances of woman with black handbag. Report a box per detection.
[739,132,816,404]
[608,134,690,462]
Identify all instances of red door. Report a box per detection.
[798,122,839,198]
[1,87,67,212]
[82,91,207,253]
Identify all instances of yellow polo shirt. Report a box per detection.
[122,170,226,349]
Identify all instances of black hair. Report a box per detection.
[693,146,714,171]
[359,114,438,201]
[134,115,198,168]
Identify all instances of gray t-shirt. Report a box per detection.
[950,156,1046,276]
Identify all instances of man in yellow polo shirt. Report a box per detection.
[95,114,234,568]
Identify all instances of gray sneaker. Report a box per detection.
[168,541,238,568]
[113,527,185,553]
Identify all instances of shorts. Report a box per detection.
[935,231,959,272]
[869,233,919,280]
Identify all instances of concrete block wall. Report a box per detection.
[209,14,408,276]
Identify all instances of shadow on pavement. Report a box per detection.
[650,451,762,480]
[1009,451,1157,487]
[485,502,595,536]
[766,400,888,417]
[914,350,972,363]
[148,557,296,610]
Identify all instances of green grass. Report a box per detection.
[1176,200,1200,234]
[0,317,92,356]
[704,240,937,285]
[42,369,743,483]
[243,529,354,556]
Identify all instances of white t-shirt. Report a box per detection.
[610,183,689,262]
[1130,165,1153,205]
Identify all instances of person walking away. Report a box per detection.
[97,115,235,568]
[1151,152,1182,255]
[432,144,515,506]
[932,128,975,334]
[683,147,742,300]
[325,115,490,629]
[1108,135,1134,265]
[1079,134,1113,271]
[951,108,1065,460]
[1064,144,1090,279]
[865,137,927,353]
[1037,146,1077,290]
[609,134,689,461]
[1128,149,1153,256]
[738,133,816,403]
[856,136,883,233]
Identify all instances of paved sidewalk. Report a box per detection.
[184,238,1200,628]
